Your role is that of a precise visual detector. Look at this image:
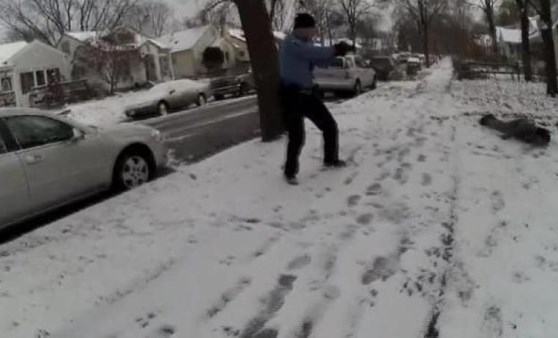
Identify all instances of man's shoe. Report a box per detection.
[324,159,347,168]
[285,175,299,185]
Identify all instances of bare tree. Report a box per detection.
[528,0,558,95]
[338,0,374,46]
[125,0,172,37]
[476,0,500,53]
[74,41,139,94]
[396,0,447,67]
[300,0,336,44]
[0,0,139,45]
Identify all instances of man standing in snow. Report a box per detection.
[279,13,353,185]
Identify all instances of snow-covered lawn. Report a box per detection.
[2,60,558,338]
[65,91,146,126]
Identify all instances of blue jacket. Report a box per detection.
[279,35,335,90]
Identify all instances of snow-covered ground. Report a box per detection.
[2,60,558,338]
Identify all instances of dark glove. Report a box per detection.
[334,41,355,57]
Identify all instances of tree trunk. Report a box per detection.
[486,6,498,55]
[540,0,558,96]
[235,0,283,141]
[326,12,333,46]
[516,0,532,81]
[423,21,430,68]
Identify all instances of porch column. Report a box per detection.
[168,53,175,80]
[12,71,23,107]
[154,53,162,82]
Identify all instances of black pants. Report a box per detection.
[281,87,339,177]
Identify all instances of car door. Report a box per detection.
[315,57,346,87]
[4,115,106,211]
[0,122,30,227]
[354,56,374,87]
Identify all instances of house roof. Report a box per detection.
[496,27,521,44]
[160,26,212,53]
[66,29,168,50]
[228,28,245,42]
[66,31,100,43]
[0,41,28,65]
[229,28,286,42]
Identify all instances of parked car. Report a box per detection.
[0,108,168,229]
[125,79,210,118]
[314,55,377,96]
[407,57,421,76]
[206,71,254,100]
[369,56,397,81]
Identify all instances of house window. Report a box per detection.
[47,68,61,84]
[1,77,12,92]
[20,72,34,94]
[36,70,46,87]
[239,51,245,58]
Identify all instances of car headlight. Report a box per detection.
[151,129,164,141]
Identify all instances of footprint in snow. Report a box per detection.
[287,254,312,271]
[147,324,175,338]
[481,306,503,337]
[356,213,374,226]
[347,194,362,207]
[490,191,506,212]
[362,255,399,285]
[422,173,433,186]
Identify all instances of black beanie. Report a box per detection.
[294,13,316,29]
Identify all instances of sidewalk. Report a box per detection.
[2,60,558,338]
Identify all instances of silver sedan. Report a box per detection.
[0,108,168,229]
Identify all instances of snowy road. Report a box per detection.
[142,96,260,163]
[3,60,558,338]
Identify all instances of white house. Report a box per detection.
[496,27,521,60]
[58,27,173,92]
[161,25,244,79]
[0,40,70,108]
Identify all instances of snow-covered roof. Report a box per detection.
[496,27,521,44]
[161,26,212,53]
[0,41,28,65]
[66,31,100,43]
[228,28,286,42]
[228,28,245,42]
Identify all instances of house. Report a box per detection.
[496,27,521,60]
[162,25,256,79]
[0,40,71,107]
[58,27,173,92]
[227,28,287,64]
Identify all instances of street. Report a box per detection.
[143,96,260,163]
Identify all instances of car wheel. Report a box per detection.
[353,80,362,96]
[197,94,207,106]
[158,101,169,116]
[238,83,247,97]
[214,94,224,101]
[113,151,152,190]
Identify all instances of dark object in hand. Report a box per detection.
[479,114,551,146]
[334,41,355,57]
